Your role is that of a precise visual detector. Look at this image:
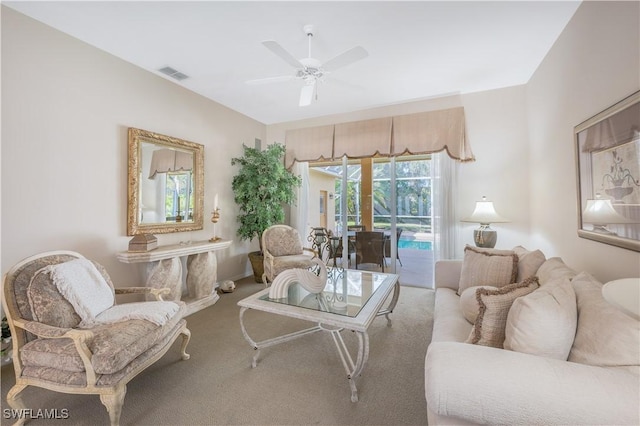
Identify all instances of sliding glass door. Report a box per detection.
[308,154,433,287]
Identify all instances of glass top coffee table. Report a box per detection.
[238,268,400,402]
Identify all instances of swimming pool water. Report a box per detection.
[398,239,432,250]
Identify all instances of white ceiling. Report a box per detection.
[5,1,581,124]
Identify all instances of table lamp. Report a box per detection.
[461,196,509,248]
[582,198,633,235]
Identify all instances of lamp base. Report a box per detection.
[474,225,497,248]
[591,224,618,235]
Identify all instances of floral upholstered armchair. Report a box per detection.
[261,225,316,286]
[1,250,191,426]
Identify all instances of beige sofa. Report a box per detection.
[425,246,640,425]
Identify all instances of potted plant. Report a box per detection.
[231,143,301,282]
[1,316,12,365]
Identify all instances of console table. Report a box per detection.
[117,239,232,316]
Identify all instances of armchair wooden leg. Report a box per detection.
[180,328,191,360]
[6,384,28,426]
[100,386,126,426]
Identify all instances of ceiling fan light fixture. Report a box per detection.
[299,81,316,107]
[251,23,367,106]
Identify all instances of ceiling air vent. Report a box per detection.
[158,66,189,81]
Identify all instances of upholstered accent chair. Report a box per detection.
[261,225,316,286]
[1,250,191,426]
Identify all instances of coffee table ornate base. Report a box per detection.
[238,272,400,402]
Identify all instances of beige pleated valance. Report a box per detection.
[334,117,393,159]
[284,125,335,169]
[284,106,474,168]
[580,101,640,152]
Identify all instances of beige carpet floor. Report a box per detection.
[1,277,435,426]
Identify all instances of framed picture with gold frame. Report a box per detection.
[575,91,640,251]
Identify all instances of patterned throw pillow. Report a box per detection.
[466,277,540,348]
[458,245,519,295]
[504,276,577,360]
[27,267,81,329]
[26,260,114,329]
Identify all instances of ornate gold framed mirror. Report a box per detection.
[127,128,204,235]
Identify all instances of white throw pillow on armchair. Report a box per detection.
[504,276,577,360]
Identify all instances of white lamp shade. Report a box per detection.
[148,149,193,178]
[582,199,633,225]
[461,197,509,225]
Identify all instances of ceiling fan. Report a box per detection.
[247,24,368,107]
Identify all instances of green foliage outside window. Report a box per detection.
[165,172,193,220]
[328,157,431,232]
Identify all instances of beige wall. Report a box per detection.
[526,1,640,281]
[1,7,265,284]
[308,169,338,235]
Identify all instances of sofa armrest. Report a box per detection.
[425,341,640,425]
[434,260,462,290]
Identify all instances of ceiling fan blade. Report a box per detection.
[299,80,316,107]
[262,40,304,69]
[322,46,368,72]
[246,75,295,85]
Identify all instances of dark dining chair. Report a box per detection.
[355,231,385,272]
[326,233,344,266]
[346,225,365,258]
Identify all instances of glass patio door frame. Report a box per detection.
[338,156,398,274]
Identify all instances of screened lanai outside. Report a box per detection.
[308,155,433,288]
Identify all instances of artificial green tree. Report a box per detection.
[231,143,301,255]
